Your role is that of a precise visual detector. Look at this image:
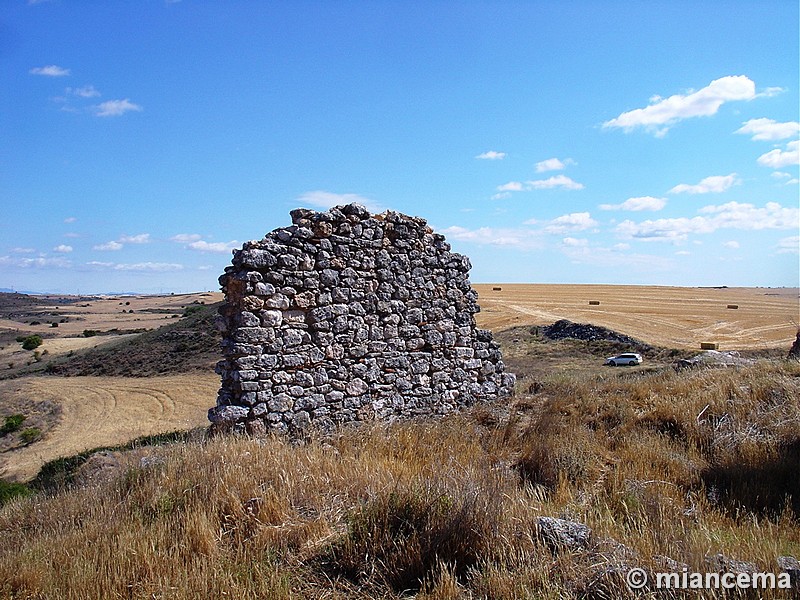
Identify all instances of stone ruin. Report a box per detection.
[209,203,515,435]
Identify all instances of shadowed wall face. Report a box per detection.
[211,204,515,435]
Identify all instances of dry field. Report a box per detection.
[0,373,217,482]
[0,287,799,598]
[0,291,222,342]
[474,284,799,350]
[1,285,797,484]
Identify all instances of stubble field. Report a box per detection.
[0,285,797,484]
[474,284,798,350]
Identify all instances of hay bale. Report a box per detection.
[492,287,502,291]
[700,342,719,350]
[726,304,738,309]
[588,300,600,306]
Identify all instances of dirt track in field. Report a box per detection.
[0,374,217,482]
[474,284,799,350]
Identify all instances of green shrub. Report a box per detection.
[83,329,98,338]
[21,335,43,350]
[0,480,31,506]
[1,414,26,436]
[20,427,42,444]
[182,305,203,317]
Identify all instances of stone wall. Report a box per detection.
[209,203,515,435]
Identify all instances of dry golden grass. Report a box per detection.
[0,374,217,482]
[1,360,798,599]
[474,284,798,350]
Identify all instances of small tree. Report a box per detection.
[21,335,43,351]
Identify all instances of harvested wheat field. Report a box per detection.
[0,373,217,482]
[474,284,799,350]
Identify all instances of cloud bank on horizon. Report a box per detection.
[2,2,797,293]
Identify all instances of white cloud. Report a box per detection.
[297,190,385,213]
[543,212,598,233]
[439,226,543,250]
[11,247,36,254]
[698,200,798,228]
[528,175,584,190]
[79,261,185,273]
[94,99,143,117]
[93,241,123,251]
[475,151,506,160]
[496,175,583,193]
[675,250,691,256]
[776,236,799,254]
[113,262,184,272]
[171,233,203,243]
[187,240,239,254]
[617,217,714,242]
[64,216,77,223]
[535,157,575,172]
[562,237,589,247]
[617,201,799,242]
[603,75,757,136]
[53,244,73,253]
[757,140,800,169]
[496,181,523,192]
[119,233,150,244]
[756,87,784,98]
[0,255,71,268]
[496,175,584,193]
[722,241,740,249]
[735,118,800,141]
[770,171,800,185]
[30,65,70,77]
[669,173,739,194]
[67,85,101,98]
[599,196,667,211]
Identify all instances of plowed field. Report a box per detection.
[0,374,217,482]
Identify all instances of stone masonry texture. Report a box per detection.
[209,203,515,435]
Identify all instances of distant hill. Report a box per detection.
[45,302,222,377]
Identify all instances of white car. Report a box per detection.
[604,353,642,366]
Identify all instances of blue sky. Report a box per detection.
[2,0,798,294]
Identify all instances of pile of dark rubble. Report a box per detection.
[538,319,653,351]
